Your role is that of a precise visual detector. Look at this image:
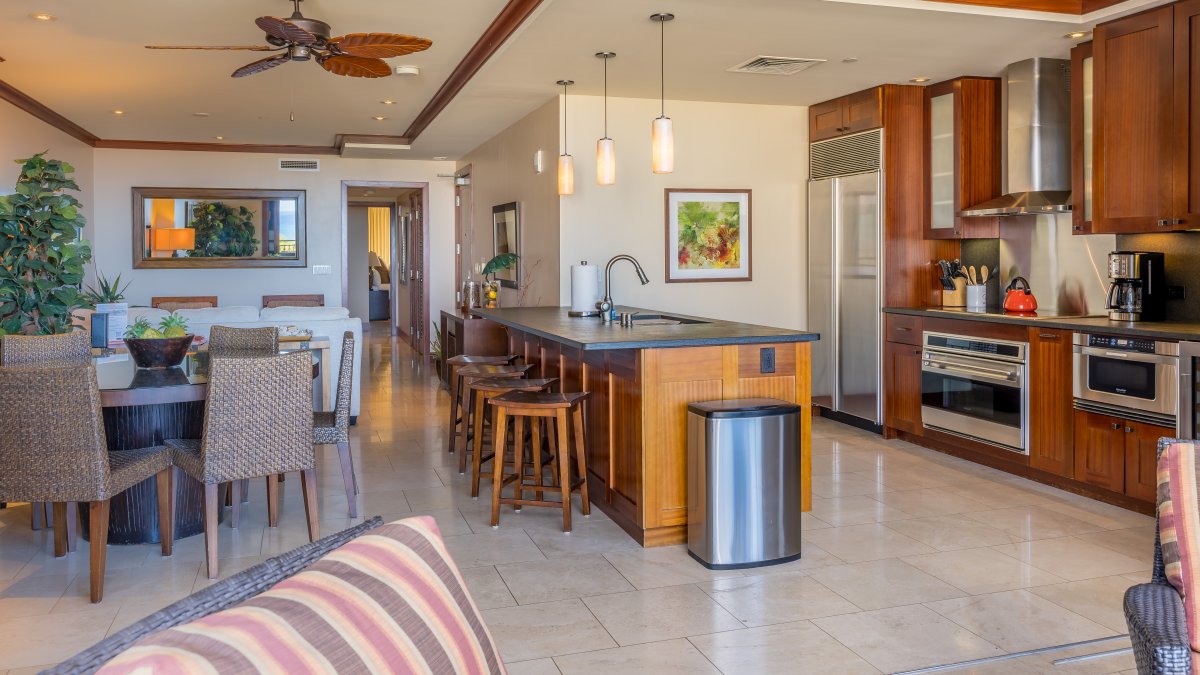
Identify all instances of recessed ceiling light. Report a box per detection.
[193,112,211,117]
[842,57,859,64]
[380,99,397,105]
[112,109,126,115]
[29,13,55,21]
[433,156,448,161]
[394,65,420,76]
[372,116,387,121]
[1064,30,1090,39]
[910,77,931,83]
[214,136,224,140]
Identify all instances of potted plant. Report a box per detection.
[187,201,259,257]
[83,270,131,345]
[0,154,92,335]
[480,253,519,309]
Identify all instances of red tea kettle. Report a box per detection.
[1003,276,1038,312]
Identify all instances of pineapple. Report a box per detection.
[159,315,189,338]
[125,317,154,340]
[141,327,165,339]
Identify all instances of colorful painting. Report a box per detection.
[665,189,752,282]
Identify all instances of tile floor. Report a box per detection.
[0,330,1152,674]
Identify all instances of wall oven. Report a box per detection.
[921,332,1029,453]
[1072,333,1178,427]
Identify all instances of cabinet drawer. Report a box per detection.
[886,314,922,345]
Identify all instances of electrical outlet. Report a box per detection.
[760,347,775,374]
[312,265,332,276]
[1167,285,1186,300]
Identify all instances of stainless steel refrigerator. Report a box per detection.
[807,129,883,426]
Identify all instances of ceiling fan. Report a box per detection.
[145,0,432,78]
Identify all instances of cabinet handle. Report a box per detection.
[1038,333,1060,340]
[1172,219,1186,225]
[1126,426,1134,433]
[1157,219,1171,227]
[897,327,911,332]
[1111,422,1122,430]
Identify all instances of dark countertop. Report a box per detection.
[474,306,820,351]
[885,306,1200,341]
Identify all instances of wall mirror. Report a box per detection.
[491,201,520,288]
[132,187,306,268]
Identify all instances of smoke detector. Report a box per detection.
[727,55,826,76]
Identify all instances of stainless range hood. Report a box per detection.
[962,57,1072,217]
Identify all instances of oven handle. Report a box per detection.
[1077,345,1179,365]
[923,359,1020,383]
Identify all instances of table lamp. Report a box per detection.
[154,228,196,257]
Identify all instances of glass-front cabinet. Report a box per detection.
[1071,41,1094,233]
[928,92,955,235]
[923,76,1002,239]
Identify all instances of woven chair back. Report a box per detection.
[208,326,278,355]
[0,331,91,366]
[333,331,355,432]
[0,362,109,502]
[200,349,314,482]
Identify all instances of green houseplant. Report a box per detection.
[0,153,92,335]
[480,253,518,308]
[188,201,259,257]
[82,270,130,307]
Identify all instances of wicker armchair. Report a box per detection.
[208,325,279,354]
[166,350,317,580]
[0,362,174,603]
[1125,437,1193,675]
[0,331,93,535]
[314,331,359,517]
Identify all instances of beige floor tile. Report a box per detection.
[603,545,744,590]
[883,513,1025,551]
[582,584,742,646]
[504,658,562,675]
[738,541,846,576]
[813,605,1003,673]
[992,537,1149,581]
[54,561,200,612]
[524,520,641,559]
[496,555,633,605]
[933,636,1135,674]
[802,523,936,563]
[0,574,72,619]
[396,508,473,537]
[810,473,888,498]
[442,529,547,568]
[901,547,1065,594]
[8,665,60,675]
[943,482,1057,509]
[1073,527,1156,565]
[807,558,967,610]
[1037,498,1153,532]
[1028,575,1135,633]
[964,506,1109,540]
[481,599,617,662]
[926,589,1117,652]
[874,487,992,518]
[553,639,720,675]
[0,608,118,670]
[688,620,880,675]
[107,596,182,635]
[698,572,860,626]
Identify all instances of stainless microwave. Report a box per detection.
[1073,333,1178,427]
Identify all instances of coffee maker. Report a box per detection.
[1106,251,1165,321]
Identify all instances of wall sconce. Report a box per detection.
[534,149,544,174]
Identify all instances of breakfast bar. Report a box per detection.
[474,306,819,547]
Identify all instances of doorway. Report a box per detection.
[341,181,429,355]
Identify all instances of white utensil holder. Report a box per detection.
[966,284,986,310]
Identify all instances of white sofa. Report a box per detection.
[127,305,364,418]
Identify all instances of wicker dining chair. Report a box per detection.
[166,349,317,580]
[314,331,359,517]
[0,362,174,603]
[207,326,279,354]
[0,331,93,536]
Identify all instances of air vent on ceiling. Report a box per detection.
[278,158,320,172]
[727,55,826,76]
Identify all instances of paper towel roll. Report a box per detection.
[570,262,601,313]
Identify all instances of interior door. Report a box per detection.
[807,178,835,411]
[409,192,425,354]
[836,171,881,423]
[1175,0,1200,229]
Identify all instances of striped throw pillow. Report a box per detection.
[1159,441,1200,661]
[98,516,506,674]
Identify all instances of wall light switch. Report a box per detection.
[312,265,332,276]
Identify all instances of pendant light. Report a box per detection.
[650,13,675,174]
[595,52,617,186]
[557,79,575,196]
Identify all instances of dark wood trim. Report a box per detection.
[0,78,99,146]
[262,294,324,308]
[402,0,548,141]
[927,0,1126,14]
[151,295,218,309]
[95,139,339,155]
[335,134,412,149]
[663,188,753,283]
[1082,0,1131,13]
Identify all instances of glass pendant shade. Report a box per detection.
[596,137,616,186]
[652,116,674,174]
[558,153,575,196]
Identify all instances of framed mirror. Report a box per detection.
[491,201,520,288]
[132,187,306,268]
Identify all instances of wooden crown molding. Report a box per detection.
[0,0,545,155]
[927,0,1127,13]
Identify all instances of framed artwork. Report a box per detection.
[665,188,752,283]
[492,201,520,288]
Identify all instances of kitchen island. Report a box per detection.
[474,306,820,546]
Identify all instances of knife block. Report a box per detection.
[942,277,966,307]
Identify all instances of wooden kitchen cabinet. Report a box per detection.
[1073,409,1172,500]
[924,77,1002,239]
[884,340,924,435]
[809,86,883,142]
[1125,420,1166,502]
[1071,41,1095,234]
[1028,329,1074,477]
[1174,0,1200,229]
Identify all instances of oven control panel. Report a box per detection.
[1087,334,1158,353]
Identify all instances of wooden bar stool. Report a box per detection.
[456,364,533,473]
[445,354,516,457]
[467,377,557,498]
[489,391,591,532]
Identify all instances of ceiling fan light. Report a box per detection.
[652,116,674,174]
[558,154,575,195]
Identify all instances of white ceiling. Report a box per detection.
[0,0,1163,159]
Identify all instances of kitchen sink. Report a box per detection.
[630,314,710,325]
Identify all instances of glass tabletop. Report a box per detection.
[94,351,208,392]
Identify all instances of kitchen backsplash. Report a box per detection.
[1117,232,1200,322]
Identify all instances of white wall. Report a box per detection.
[90,150,456,325]
[347,206,370,321]
[559,96,808,329]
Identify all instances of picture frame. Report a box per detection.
[492,201,520,289]
[665,188,752,283]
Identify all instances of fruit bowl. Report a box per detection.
[124,335,195,369]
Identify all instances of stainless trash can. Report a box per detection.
[687,398,803,570]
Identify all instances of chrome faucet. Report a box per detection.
[597,254,650,323]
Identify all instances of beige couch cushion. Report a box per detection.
[260,306,351,322]
[174,306,261,325]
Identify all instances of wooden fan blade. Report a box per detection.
[328,33,432,58]
[255,16,317,45]
[146,45,280,51]
[231,54,290,78]
[320,55,391,78]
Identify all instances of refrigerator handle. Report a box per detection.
[1180,342,1200,439]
